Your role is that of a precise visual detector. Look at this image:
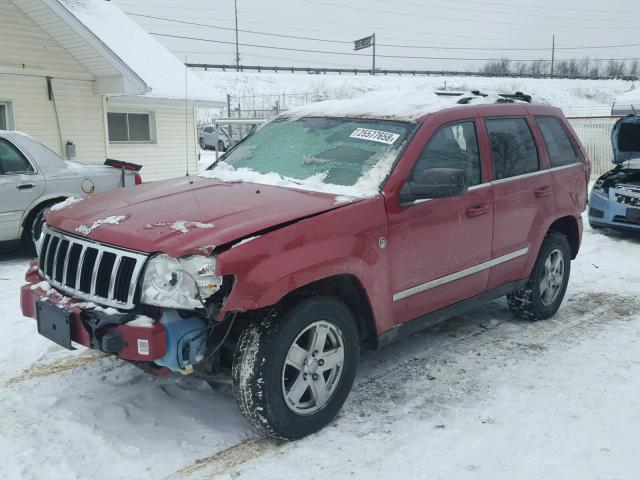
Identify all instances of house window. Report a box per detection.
[107,112,155,143]
[0,102,15,130]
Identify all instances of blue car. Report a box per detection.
[588,115,640,232]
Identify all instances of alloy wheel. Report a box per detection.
[539,248,565,306]
[281,320,345,416]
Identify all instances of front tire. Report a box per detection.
[507,230,571,321]
[199,137,207,150]
[232,297,359,440]
[23,204,48,251]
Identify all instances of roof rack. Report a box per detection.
[435,90,533,104]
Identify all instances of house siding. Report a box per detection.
[0,0,106,163]
[107,100,198,181]
[0,74,106,163]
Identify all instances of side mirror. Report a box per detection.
[399,168,468,204]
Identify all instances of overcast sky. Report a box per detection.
[113,0,640,71]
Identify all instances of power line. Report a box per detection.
[150,32,640,63]
[300,0,640,30]
[124,8,552,46]
[127,12,352,44]
[132,13,640,53]
[367,0,640,24]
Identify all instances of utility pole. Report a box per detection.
[234,0,240,70]
[372,33,376,74]
[550,34,555,78]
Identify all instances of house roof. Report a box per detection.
[14,0,223,106]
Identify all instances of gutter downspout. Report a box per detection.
[47,76,65,158]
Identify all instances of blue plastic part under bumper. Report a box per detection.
[154,310,207,372]
[588,189,640,231]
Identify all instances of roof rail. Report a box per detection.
[435,90,533,104]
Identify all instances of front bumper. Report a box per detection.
[21,261,167,363]
[588,190,640,231]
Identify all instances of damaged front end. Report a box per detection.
[589,115,640,230]
[21,224,237,377]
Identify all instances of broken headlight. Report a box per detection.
[140,254,223,309]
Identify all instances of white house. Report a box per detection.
[0,0,224,181]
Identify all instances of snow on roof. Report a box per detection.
[281,89,533,122]
[57,0,224,105]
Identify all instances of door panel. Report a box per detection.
[0,138,46,241]
[386,118,493,325]
[388,186,493,324]
[484,116,556,289]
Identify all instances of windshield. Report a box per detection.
[200,117,416,197]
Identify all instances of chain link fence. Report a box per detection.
[567,116,619,178]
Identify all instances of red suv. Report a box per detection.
[21,91,589,440]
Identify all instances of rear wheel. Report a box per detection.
[507,231,571,321]
[232,297,359,440]
[217,140,225,152]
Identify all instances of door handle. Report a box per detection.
[466,203,490,217]
[16,183,34,190]
[535,186,553,198]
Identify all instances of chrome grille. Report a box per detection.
[38,225,148,309]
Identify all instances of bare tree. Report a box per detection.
[629,59,640,78]
[513,61,528,76]
[588,59,601,79]
[482,58,511,76]
[529,59,548,76]
[606,59,627,77]
[579,57,592,77]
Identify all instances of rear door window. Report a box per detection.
[0,138,33,174]
[486,118,539,180]
[413,121,481,186]
[535,116,581,167]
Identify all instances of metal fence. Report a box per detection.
[567,116,619,178]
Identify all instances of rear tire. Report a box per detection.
[507,230,571,321]
[232,297,359,440]
[217,140,225,152]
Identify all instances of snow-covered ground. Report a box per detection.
[197,71,637,117]
[2,217,640,479]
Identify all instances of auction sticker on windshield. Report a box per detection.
[350,128,400,145]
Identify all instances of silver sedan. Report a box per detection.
[0,131,139,247]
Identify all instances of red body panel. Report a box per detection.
[24,102,589,345]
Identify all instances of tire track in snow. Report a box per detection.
[4,351,108,386]
[170,437,281,479]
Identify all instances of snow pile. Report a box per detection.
[76,215,127,236]
[126,315,155,328]
[49,196,84,212]
[197,71,635,117]
[282,90,520,121]
[200,156,395,198]
[146,221,215,235]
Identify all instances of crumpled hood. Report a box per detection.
[45,176,352,256]
[612,114,640,164]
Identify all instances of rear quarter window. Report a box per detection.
[486,118,539,180]
[535,116,581,167]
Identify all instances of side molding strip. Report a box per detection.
[392,247,529,302]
